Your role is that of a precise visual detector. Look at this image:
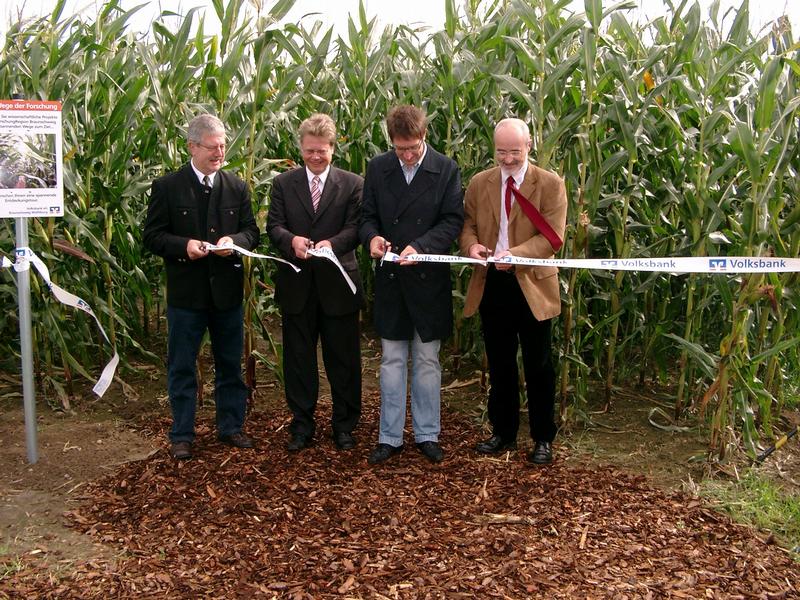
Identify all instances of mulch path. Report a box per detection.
[2,392,798,599]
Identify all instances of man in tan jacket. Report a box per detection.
[459,118,567,464]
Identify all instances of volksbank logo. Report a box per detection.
[709,258,727,271]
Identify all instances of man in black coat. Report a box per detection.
[359,105,464,464]
[143,113,260,460]
[267,113,364,452]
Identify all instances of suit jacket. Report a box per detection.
[266,166,364,315]
[143,163,260,310]
[359,146,464,342]
[459,162,567,321]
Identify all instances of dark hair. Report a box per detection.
[386,105,427,141]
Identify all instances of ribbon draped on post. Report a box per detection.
[3,248,118,396]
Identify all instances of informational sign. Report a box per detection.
[0,99,64,218]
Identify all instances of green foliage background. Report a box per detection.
[0,0,798,457]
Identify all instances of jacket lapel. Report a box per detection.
[313,168,338,221]
[291,168,315,219]
[391,151,440,220]
[512,162,539,223]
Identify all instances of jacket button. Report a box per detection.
[210,228,216,233]
[388,273,395,280]
[393,219,399,225]
[420,273,426,280]
[416,219,422,225]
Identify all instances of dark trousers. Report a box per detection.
[282,293,361,439]
[478,267,557,443]
[166,304,248,443]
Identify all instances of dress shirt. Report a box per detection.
[398,143,428,183]
[191,160,217,187]
[496,162,528,254]
[306,165,330,192]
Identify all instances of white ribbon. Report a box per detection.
[204,242,301,273]
[11,247,119,397]
[306,246,357,294]
[1,255,10,269]
[382,250,486,266]
[380,252,800,274]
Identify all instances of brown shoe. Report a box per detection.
[171,441,192,460]
[219,432,254,448]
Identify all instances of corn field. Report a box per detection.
[0,0,798,458]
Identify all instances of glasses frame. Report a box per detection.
[495,149,525,159]
[391,139,424,154]
[301,146,333,157]
[193,141,227,152]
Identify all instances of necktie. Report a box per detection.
[203,175,211,191]
[402,164,415,184]
[505,176,515,218]
[311,176,321,212]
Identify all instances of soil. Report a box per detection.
[0,341,798,598]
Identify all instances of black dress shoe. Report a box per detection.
[528,441,553,464]
[368,443,403,465]
[219,432,254,448]
[416,441,444,463]
[170,441,192,460]
[475,435,516,454]
[333,431,356,450]
[287,433,312,452]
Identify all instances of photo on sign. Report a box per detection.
[0,132,57,189]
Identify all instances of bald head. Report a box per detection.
[494,118,531,142]
[494,118,531,170]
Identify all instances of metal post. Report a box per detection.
[16,217,37,464]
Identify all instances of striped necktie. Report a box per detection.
[311,176,321,212]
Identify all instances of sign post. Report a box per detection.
[1,98,65,464]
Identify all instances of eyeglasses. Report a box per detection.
[302,147,332,157]
[194,142,226,152]
[495,149,524,159]
[392,140,424,154]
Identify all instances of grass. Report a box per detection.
[699,470,800,559]
[0,547,25,582]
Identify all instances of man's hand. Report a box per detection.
[493,249,514,270]
[315,240,333,250]
[291,236,313,259]
[398,244,419,265]
[369,236,391,259]
[469,243,491,260]
[186,239,209,260]
[211,235,234,257]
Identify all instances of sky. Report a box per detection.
[2,0,798,38]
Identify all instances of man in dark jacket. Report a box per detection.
[143,113,260,460]
[359,105,464,464]
[267,113,364,453]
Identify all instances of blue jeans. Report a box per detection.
[166,305,248,443]
[378,332,441,446]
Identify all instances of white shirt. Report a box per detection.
[398,143,428,183]
[190,160,216,187]
[306,165,330,192]
[496,162,528,253]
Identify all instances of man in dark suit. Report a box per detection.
[143,113,260,460]
[359,104,464,464]
[266,113,364,452]
[459,118,567,464]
